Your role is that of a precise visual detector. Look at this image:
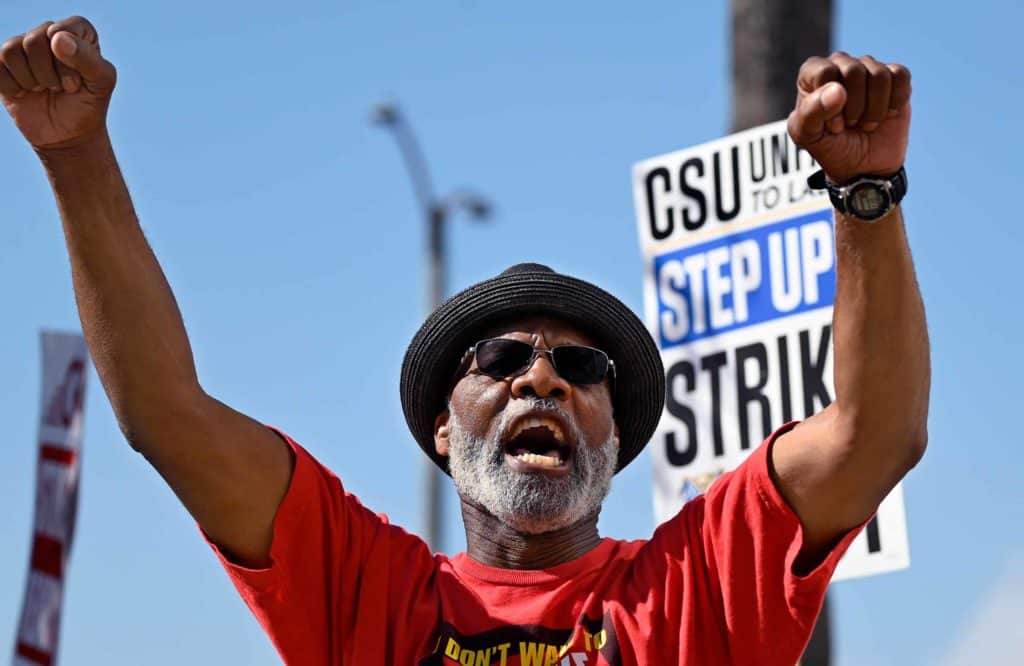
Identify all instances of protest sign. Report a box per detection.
[14,332,88,666]
[632,120,910,581]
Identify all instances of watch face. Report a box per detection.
[848,183,890,220]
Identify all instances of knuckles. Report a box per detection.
[51,16,95,41]
[22,30,49,51]
[1,37,22,56]
[2,20,57,55]
[0,16,102,67]
[889,63,912,82]
[800,53,912,93]
[813,63,840,84]
[837,60,868,80]
[66,16,93,30]
[867,69,892,89]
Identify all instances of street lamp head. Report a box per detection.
[449,192,492,221]
[370,101,400,127]
[462,197,491,221]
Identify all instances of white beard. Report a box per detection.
[446,398,618,535]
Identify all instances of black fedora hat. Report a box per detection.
[400,263,664,474]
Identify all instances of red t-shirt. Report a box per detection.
[206,424,862,665]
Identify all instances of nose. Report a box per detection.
[510,352,571,401]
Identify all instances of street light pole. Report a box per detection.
[730,1,833,663]
[428,204,445,318]
[372,101,491,552]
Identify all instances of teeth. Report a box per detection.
[513,451,563,467]
[509,416,565,443]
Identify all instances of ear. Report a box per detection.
[612,422,621,449]
[434,409,452,457]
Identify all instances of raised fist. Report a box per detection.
[0,17,116,150]
[787,53,911,185]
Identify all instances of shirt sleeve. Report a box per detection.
[688,422,866,664]
[203,429,438,665]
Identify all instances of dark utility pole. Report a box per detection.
[731,0,832,133]
[730,1,833,664]
[371,101,491,553]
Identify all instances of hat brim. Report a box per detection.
[401,266,665,474]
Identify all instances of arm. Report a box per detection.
[775,53,930,566]
[1,17,291,566]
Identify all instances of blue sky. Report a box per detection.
[1,1,1021,664]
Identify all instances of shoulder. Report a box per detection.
[641,422,801,556]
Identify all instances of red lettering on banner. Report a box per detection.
[38,445,77,466]
[43,359,85,429]
[16,641,53,666]
[30,535,64,579]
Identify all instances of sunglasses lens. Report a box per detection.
[553,346,608,384]
[475,339,534,377]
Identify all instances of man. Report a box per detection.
[2,16,928,665]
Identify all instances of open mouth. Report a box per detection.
[503,415,572,474]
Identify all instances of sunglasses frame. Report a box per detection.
[460,337,616,389]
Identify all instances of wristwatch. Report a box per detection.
[807,166,908,221]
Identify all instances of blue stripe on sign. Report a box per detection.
[654,209,835,349]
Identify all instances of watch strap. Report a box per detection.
[806,169,846,212]
[887,167,909,206]
[807,166,908,218]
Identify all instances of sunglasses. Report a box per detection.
[463,337,615,386]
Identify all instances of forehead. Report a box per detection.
[481,315,598,347]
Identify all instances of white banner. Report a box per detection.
[13,332,88,666]
[631,120,910,582]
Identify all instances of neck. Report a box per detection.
[459,498,602,569]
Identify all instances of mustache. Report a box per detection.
[495,397,584,444]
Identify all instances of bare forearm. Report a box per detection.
[832,206,929,459]
[3,16,293,567]
[40,133,292,563]
[773,54,927,552]
[39,132,201,443]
